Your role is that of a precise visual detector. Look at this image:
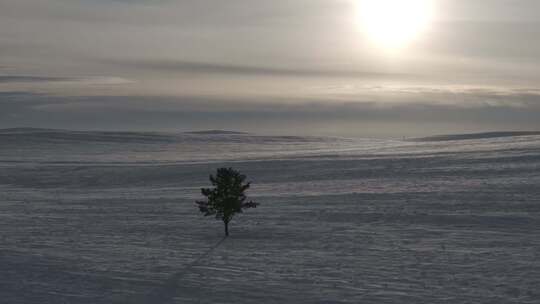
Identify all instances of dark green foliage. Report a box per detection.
[196,168,258,236]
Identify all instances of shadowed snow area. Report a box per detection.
[1,129,540,303]
[411,131,540,142]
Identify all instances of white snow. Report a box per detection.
[1,129,539,303]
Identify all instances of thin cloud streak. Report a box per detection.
[100,59,411,79]
[0,76,71,83]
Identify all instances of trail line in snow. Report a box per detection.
[136,236,227,303]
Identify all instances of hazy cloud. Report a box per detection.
[2,90,539,137]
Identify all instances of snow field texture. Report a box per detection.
[1,129,539,303]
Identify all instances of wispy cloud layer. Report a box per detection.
[101,59,410,79]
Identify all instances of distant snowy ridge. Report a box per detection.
[411,131,540,142]
[0,127,346,144]
[0,128,175,143]
[0,127,64,134]
[184,130,249,135]
[0,127,361,164]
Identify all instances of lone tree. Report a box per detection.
[196,168,258,236]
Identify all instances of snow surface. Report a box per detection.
[1,129,540,303]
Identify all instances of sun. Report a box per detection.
[357,0,434,49]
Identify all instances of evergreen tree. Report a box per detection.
[196,168,258,236]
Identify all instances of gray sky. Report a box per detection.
[1,0,540,137]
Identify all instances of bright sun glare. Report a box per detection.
[357,0,434,49]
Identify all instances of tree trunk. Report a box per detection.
[224,221,229,237]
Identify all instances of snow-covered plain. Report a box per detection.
[1,128,539,303]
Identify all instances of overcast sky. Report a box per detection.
[1,0,539,137]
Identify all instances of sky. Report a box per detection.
[1,0,540,138]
